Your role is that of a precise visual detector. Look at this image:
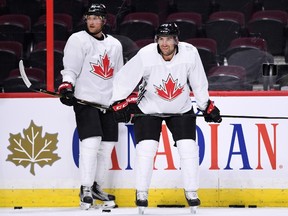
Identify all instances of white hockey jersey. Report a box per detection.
[111,42,209,114]
[61,31,123,106]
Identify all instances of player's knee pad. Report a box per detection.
[176,139,199,159]
[81,136,102,155]
[136,140,159,158]
[98,141,116,156]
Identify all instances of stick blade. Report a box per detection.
[19,60,32,88]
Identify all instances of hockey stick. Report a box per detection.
[19,60,111,110]
[133,113,288,120]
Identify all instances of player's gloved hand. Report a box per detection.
[111,99,130,123]
[126,92,138,111]
[126,92,138,104]
[202,100,222,123]
[58,82,75,106]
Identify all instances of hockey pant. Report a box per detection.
[135,139,199,191]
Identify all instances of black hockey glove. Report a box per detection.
[111,99,130,123]
[202,100,222,123]
[58,82,75,106]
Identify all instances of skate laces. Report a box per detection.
[82,186,92,196]
[137,191,148,201]
[185,191,198,200]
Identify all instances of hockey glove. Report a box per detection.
[126,92,138,112]
[58,82,75,106]
[111,99,130,123]
[126,92,138,104]
[202,100,222,123]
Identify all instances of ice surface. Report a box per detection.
[0,207,288,216]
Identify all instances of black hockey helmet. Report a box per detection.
[85,3,107,17]
[155,22,180,37]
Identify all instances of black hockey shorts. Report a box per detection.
[73,102,118,141]
[133,108,196,144]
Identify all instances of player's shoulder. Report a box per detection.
[106,34,122,46]
[68,30,89,42]
[178,41,197,52]
[138,43,157,54]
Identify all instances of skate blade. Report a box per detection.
[190,206,197,214]
[93,200,116,209]
[80,202,92,210]
[138,206,146,215]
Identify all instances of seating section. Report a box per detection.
[128,0,170,24]
[54,0,84,27]
[134,39,154,49]
[213,0,256,22]
[32,13,73,44]
[260,0,288,11]
[2,67,46,92]
[118,12,159,41]
[227,49,274,86]
[28,40,64,84]
[247,10,288,55]
[5,0,42,24]
[207,65,253,90]
[0,14,31,52]
[205,11,246,56]
[1,0,288,92]
[171,0,214,22]
[166,12,203,40]
[0,41,23,88]
[224,37,268,59]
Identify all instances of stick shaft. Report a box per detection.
[19,60,111,110]
[133,113,288,119]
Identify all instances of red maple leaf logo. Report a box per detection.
[90,52,114,79]
[154,74,184,101]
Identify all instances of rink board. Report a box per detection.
[1,96,288,207]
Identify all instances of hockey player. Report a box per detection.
[110,23,222,214]
[58,3,124,210]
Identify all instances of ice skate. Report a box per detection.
[80,185,93,210]
[136,191,148,215]
[92,181,116,209]
[185,191,200,214]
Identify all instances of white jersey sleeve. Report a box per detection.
[61,33,85,85]
[111,51,145,103]
[186,44,209,111]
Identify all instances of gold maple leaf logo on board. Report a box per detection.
[154,74,184,101]
[90,52,114,79]
[6,120,60,176]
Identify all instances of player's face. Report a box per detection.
[86,15,105,36]
[158,36,177,61]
